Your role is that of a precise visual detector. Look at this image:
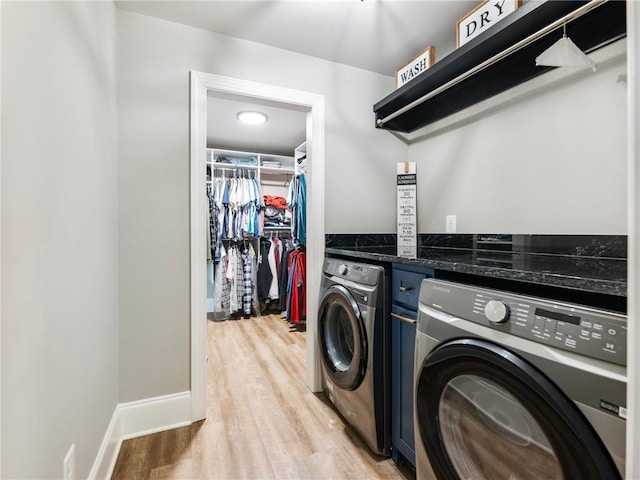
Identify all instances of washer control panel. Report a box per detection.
[323,258,382,287]
[423,279,627,366]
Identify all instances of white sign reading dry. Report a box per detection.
[457,0,521,48]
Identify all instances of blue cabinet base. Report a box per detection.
[391,264,433,470]
[391,447,417,473]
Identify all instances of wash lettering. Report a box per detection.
[457,0,520,48]
[395,46,435,89]
[399,58,429,85]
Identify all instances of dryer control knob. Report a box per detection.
[484,300,509,323]
[338,264,348,276]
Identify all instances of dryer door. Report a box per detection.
[416,338,621,480]
[318,284,367,391]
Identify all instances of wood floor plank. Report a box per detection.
[111,314,414,480]
[150,459,195,480]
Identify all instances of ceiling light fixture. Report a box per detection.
[535,23,597,72]
[237,111,268,125]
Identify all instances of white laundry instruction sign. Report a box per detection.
[397,162,417,258]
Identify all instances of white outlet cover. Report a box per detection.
[446,215,457,233]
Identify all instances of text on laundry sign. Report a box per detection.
[457,0,521,48]
[395,46,435,89]
[397,174,417,185]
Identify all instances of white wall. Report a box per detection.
[408,41,627,234]
[1,2,119,478]
[116,9,405,402]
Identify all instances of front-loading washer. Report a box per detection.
[414,278,626,480]
[318,258,390,456]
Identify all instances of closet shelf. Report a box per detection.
[207,148,295,180]
[373,0,626,133]
[260,166,295,175]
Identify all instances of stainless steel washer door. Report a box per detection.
[318,284,367,391]
[416,338,621,480]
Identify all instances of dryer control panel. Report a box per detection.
[421,279,627,366]
[323,258,383,287]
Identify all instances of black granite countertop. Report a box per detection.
[325,245,627,298]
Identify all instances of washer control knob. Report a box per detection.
[484,300,509,323]
[338,264,348,276]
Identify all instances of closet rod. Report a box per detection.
[376,0,607,128]
[213,164,258,171]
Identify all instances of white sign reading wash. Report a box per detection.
[397,162,417,258]
[395,46,435,89]
[457,0,521,48]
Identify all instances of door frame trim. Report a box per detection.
[189,71,325,420]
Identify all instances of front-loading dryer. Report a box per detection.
[318,258,390,456]
[414,278,626,480]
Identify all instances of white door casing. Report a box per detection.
[626,2,640,479]
[189,71,325,421]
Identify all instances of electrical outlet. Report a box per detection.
[63,444,75,480]
[446,215,457,233]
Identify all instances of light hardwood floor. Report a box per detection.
[112,313,414,479]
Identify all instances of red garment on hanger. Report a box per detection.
[288,250,306,324]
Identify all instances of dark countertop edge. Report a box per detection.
[324,247,627,298]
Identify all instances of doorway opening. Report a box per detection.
[189,72,325,421]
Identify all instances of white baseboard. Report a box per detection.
[88,404,121,480]
[89,391,192,480]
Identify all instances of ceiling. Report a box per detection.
[207,92,308,155]
[115,0,479,153]
[115,0,478,76]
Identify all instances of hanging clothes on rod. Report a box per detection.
[207,148,302,322]
[208,178,225,262]
[207,170,264,262]
[212,241,258,319]
[256,232,296,312]
[206,185,215,264]
[285,245,306,324]
[278,237,296,311]
[257,237,274,307]
[222,174,263,240]
[287,172,307,245]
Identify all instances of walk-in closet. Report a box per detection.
[206,137,308,325]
